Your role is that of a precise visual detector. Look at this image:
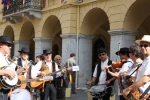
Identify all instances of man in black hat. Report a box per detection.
[31,49,66,100]
[14,47,31,91]
[86,48,115,100]
[106,47,133,100]
[0,35,16,100]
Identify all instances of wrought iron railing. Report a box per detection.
[3,0,43,16]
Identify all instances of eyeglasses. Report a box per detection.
[57,59,61,60]
[98,53,105,56]
[140,44,150,48]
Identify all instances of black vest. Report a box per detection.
[95,60,115,86]
[16,58,31,79]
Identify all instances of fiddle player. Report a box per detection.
[123,35,150,100]
[105,47,133,100]
[0,35,16,100]
[86,47,115,100]
[31,49,66,100]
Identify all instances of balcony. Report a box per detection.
[3,0,43,24]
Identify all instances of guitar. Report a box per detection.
[30,67,72,88]
[17,73,52,89]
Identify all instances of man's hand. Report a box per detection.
[61,69,66,74]
[4,70,16,80]
[86,81,92,85]
[123,88,130,96]
[105,80,110,85]
[39,71,46,77]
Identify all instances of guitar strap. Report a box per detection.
[140,81,150,98]
[126,63,142,80]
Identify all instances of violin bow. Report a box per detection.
[116,43,120,62]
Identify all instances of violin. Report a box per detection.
[111,59,127,69]
[103,59,127,71]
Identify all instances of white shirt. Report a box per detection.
[11,58,30,78]
[118,58,133,95]
[136,56,150,93]
[93,59,108,85]
[31,61,62,80]
[0,52,10,68]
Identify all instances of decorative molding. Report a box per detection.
[108,29,138,36]
[60,34,94,39]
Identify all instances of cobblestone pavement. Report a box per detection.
[66,89,88,100]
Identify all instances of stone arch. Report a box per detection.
[123,0,150,31]
[3,25,14,57]
[20,21,35,60]
[42,15,61,38]
[81,8,109,35]
[123,0,150,39]
[20,21,35,41]
[81,7,110,73]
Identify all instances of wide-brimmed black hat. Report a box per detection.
[43,49,52,55]
[18,47,31,55]
[0,36,12,44]
[115,47,130,55]
[97,47,106,54]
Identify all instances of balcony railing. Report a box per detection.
[3,0,43,23]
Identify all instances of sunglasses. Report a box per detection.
[98,53,105,56]
[140,44,150,48]
[1,42,12,47]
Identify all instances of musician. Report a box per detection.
[31,49,66,100]
[0,35,16,100]
[14,47,31,91]
[123,35,150,99]
[105,47,133,100]
[86,47,115,100]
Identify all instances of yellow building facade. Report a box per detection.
[0,0,149,89]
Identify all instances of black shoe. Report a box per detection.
[71,91,76,94]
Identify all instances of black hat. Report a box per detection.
[97,47,106,54]
[18,47,31,55]
[0,36,12,44]
[115,47,130,55]
[43,49,52,55]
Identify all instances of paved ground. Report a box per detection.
[66,89,88,100]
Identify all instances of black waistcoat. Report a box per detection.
[95,60,115,86]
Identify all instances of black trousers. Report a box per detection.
[0,89,9,100]
[92,87,112,100]
[44,83,57,100]
[119,95,126,100]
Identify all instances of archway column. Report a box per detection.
[108,29,137,61]
[60,34,94,89]
[33,38,53,59]
[13,40,30,56]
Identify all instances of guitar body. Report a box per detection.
[17,75,27,89]
[30,70,51,88]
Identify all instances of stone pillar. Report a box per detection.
[33,38,53,59]
[60,34,93,89]
[13,40,30,56]
[108,29,137,100]
[108,29,137,61]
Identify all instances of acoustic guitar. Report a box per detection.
[30,67,72,89]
